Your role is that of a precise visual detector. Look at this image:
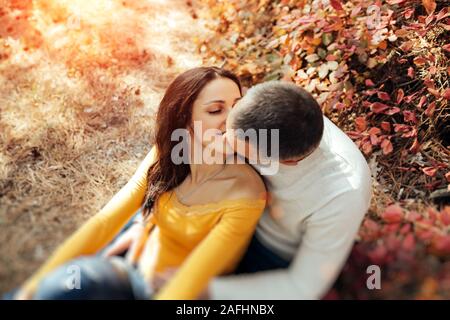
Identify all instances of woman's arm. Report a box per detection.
[19,146,157,296]
[155,198,266,300]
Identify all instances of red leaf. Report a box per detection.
[400,41,413,52]
[400,223,411,234]
[417,96,427,109]
[355,117,367,132]
[387,0,407,4]
[413,56,427,66]
[403,110,418,123]
[381,121,391,132]
[431,235,450,255]
[385,107,401,115]
[402,127,417,138]
[382,205,404,223]
[381,138,393,155]
[404,93,417,103]
[370,134,379,145]
[364,89,378,96]
[363,218,380,233]
[409,138,421,153]
[436,8,449,21]
[365,79,375,87]
[428,88,441,97]
[368,245,387,265]
[362,141,373,154]
[377,91,391,101]
[445,171,450,182]
[396,89,405,104]
[402,234,416,251]
[422,167,437,177]
[346,131,362,139]
[407,67,415,78]
[441,207,450,225]
[404,8,415,19]
[330,0,343,11]
[371,102,390,113]
[424,78,436,89]
[368,127,381,135]
[416,229,434,241]
[425,101,436,116]
[442,88,450,100]
[394,124,411,132]
[334,102,345,110]
[425,14,435,26]
[422,0,437,15]
[406,211,423,222]
[351,6,362,18]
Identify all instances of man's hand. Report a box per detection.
[102,222,145,264]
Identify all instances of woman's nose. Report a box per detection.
[219,107,232,131]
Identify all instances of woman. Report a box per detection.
[15,67,267,300]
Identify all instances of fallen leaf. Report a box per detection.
[422,0,437,15]
[355,117,367,132]
[422,167,437,177]
[371,102,390,113]
[377,91,391,101]
[382,205,404,223]
[425,101,436,116]
[330,0,344,11]
[381,138,393,154]
[396,89,405,104]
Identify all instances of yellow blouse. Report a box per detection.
[22,147,266,300]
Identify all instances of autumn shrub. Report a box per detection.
[198,0,450,298]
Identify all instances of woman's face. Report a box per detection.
[190,77,241,149]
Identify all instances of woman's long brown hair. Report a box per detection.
[141,67,242,218]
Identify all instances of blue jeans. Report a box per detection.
[3,211,290,299]
[3,210,146,300]
[234,233,291,274]
[33,256,152,300]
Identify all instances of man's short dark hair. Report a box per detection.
[230,81,324,160]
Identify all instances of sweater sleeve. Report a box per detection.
[22,146,157,294]
[155,200,266,300]
[209,190,369,300]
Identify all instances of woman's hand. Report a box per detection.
[151,268,177,293]
[102,222,145,264]
[150,268,211,299]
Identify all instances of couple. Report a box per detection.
[14,66,372,300]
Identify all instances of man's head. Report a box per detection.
[225,81,324,166]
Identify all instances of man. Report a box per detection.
[106,81,372,300]
[206,81,372,299]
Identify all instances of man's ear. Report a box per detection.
[224,129,236,153]
[186,123,194,135]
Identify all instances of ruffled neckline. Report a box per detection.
[159,190,266,214]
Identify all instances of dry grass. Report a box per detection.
[0,0,209,294]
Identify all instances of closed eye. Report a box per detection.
[208,109,222,114]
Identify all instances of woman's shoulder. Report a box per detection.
[222,160,266,201]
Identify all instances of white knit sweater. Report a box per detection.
[210,116,373,299]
